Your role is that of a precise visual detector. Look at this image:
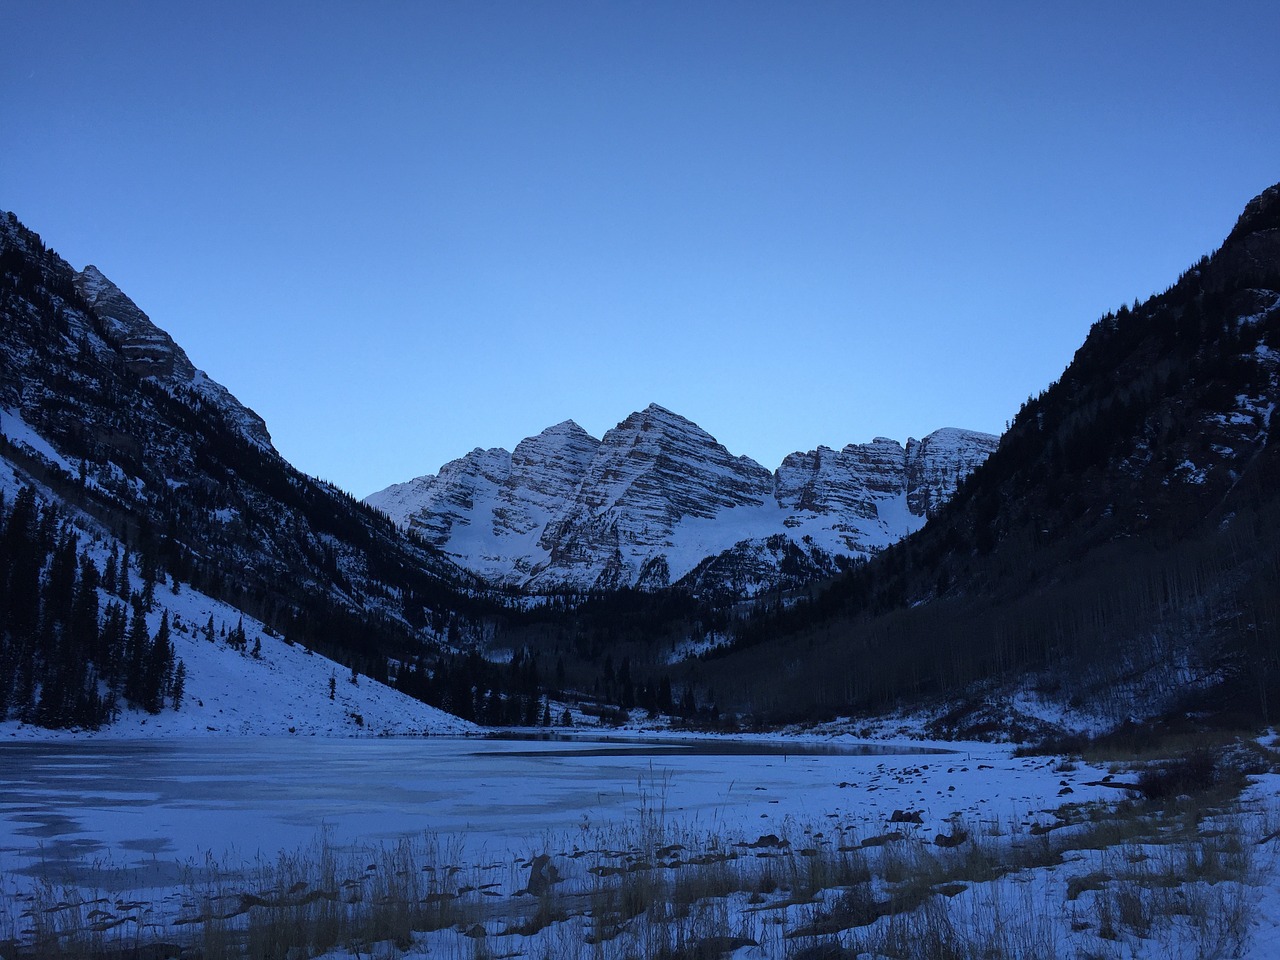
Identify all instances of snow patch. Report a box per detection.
[0,407,76,474]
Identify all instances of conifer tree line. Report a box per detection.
[0,486,182,728]
[391,645,711,728]
[700,201,1280,725]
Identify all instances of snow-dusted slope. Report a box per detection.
[372,422,602,584]
[0,466,473,738]
[46,579,475,739]
[367,405,998,595]
[532,404,777,591]
[0,209,488,736]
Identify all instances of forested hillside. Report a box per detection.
[0,212,506,726]
[709,184,1280,728]
[8,182,1278,737]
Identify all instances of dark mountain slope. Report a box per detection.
[714,184,1280,729]
[0,211,498,717]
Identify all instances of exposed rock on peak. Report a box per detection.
[72,265,273,448]
[530,405,775,590]
[76,264,194,381]
[1228,182,1280,243]
[368,408,997,597]
[906,428,1001,517]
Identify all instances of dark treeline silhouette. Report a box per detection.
[706,184,1280,727]
[0,486,178,728]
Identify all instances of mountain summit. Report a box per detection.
[367,406,997,596]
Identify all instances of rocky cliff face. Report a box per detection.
[368,404,997,596]
[533,404,777,591]
[72,265,273,448]
[905,427,1001,517]
[372,421,602,583]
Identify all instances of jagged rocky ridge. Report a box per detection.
[0,210,490,698]
[367,405,997,595]
[72,265,274,448]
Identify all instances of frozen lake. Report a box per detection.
[0,735,948,888]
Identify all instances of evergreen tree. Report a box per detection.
[144,612,173,713]
[103,548,118,595]
[116,546,131,602]
[4,487,41,641]
[171,660,185,710]
[72,554,100,664]
[123,606,151,707]
[99,602,127,685]
[228,617,246,651]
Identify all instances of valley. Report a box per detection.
[2,182,1280,957]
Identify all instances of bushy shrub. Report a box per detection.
[1135,748,1217,800]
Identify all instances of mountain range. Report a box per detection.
[0,207,984,730]
[367,407,996,596]
[3,181,1278,737]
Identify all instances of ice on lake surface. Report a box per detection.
[0,735,946,887]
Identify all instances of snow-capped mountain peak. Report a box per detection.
[367,409,998,596]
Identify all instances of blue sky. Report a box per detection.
[4,2,1279,496]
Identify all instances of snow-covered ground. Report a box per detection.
[0,446,473,742]
[4,369,477,745]
[0,568,474,742]
[0,734,1097,877]
[0,407,78,475]
[6,731,1277,958]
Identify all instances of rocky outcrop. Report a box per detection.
[367,405,998,596]
[531,404,776,590]
[905,428,1000,517]
[72,265,273,447]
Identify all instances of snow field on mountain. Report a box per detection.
[367,404,997,593]
[0,407,78,475]
[656,493,926,585]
